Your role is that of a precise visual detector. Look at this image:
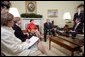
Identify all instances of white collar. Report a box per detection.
[1,26,12,29]
[1,26,14,32]
[77,22,80,25]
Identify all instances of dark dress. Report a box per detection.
[12,24,28,42]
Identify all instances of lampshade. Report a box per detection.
[63,12,71,20]
[9,7,20,17]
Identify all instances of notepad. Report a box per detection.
[28,36,39,48]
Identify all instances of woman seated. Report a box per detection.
[12,17,29,42]
[1,12,47,56]
[26,19,42,39]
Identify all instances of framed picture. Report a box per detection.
[25,1,37,13]
[27,2,35,12]
[48,9,58,18]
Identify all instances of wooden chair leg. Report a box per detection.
[49,38,51,50]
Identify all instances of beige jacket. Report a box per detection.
[1,26,31,56]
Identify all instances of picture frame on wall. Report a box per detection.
[25,1,37,13]
[48,9,58,18]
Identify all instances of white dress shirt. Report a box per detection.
[74,22,80,31]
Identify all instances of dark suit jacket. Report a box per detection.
[73,12,84,23]
[44,22,53,41]
[12,24,28,42]
[72,23,83,34]
[44,22,53,31]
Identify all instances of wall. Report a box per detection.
[11,1,25,15]
[36,1,84,28]
[11,1,84,28]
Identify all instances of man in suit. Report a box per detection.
[72,4,84,39]
[73,4,84,26]
[12,17,29,42]
[70,19,83,38]
[44,19,53,42]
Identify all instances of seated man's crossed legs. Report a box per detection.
[28,40,48,56]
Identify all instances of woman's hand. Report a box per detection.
[30,29,35,33]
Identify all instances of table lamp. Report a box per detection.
[9,7,20,17]
[63,12,71,23]
[63,12,73,28]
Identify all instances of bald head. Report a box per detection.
[46,19,50,23]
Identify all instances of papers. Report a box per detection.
[28,36,39,48]
[70,30,75,32]
[59,31,64,33]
